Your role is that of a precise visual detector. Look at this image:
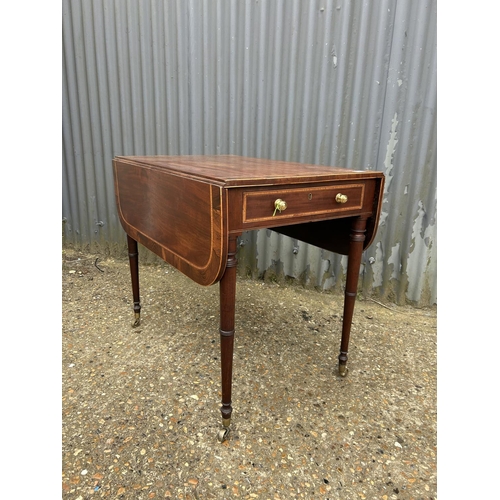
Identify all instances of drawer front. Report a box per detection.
[242,183,365,224]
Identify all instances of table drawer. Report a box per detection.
[242,183,365,224]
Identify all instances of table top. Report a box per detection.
[113,155,384,286]
[114,155,383,187]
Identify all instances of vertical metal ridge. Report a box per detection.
[62,0,437,305]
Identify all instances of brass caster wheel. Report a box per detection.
[217,427,230,443]
[132,313,141,328]
[339,365,348,377]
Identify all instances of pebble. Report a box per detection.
[62,252,437,500]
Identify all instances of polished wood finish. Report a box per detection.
[114,157,227,286]
[113,155,385,438]
[126,235,141,327]
[219,236,238,427]
[116,155,383,187]
[242,182,365,224]
[338,216,368,376]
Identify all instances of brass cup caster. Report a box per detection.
[132,313,141,328]
[339,364,348,377]
[217,427,230,443]
[217,418,231,443]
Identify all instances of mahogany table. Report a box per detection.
[113,155,384,442]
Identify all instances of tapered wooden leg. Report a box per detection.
[218,236,238,441]
[126,234,141,328]
[338,216,368,376]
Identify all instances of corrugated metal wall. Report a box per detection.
[62,0,436,306]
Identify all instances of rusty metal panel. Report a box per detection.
[62,0,436,305]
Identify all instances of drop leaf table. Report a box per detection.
[113,155,384,442]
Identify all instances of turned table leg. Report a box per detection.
[217,235,238,442]
[338,216,367,377]
[126,234,141,328]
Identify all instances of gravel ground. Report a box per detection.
[62,249,437,500]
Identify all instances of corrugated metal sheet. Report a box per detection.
[62,0,436,306]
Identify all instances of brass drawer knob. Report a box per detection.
[273,198,287,216]
[335,193,348,204]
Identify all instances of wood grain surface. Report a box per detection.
[113,155,384,277]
